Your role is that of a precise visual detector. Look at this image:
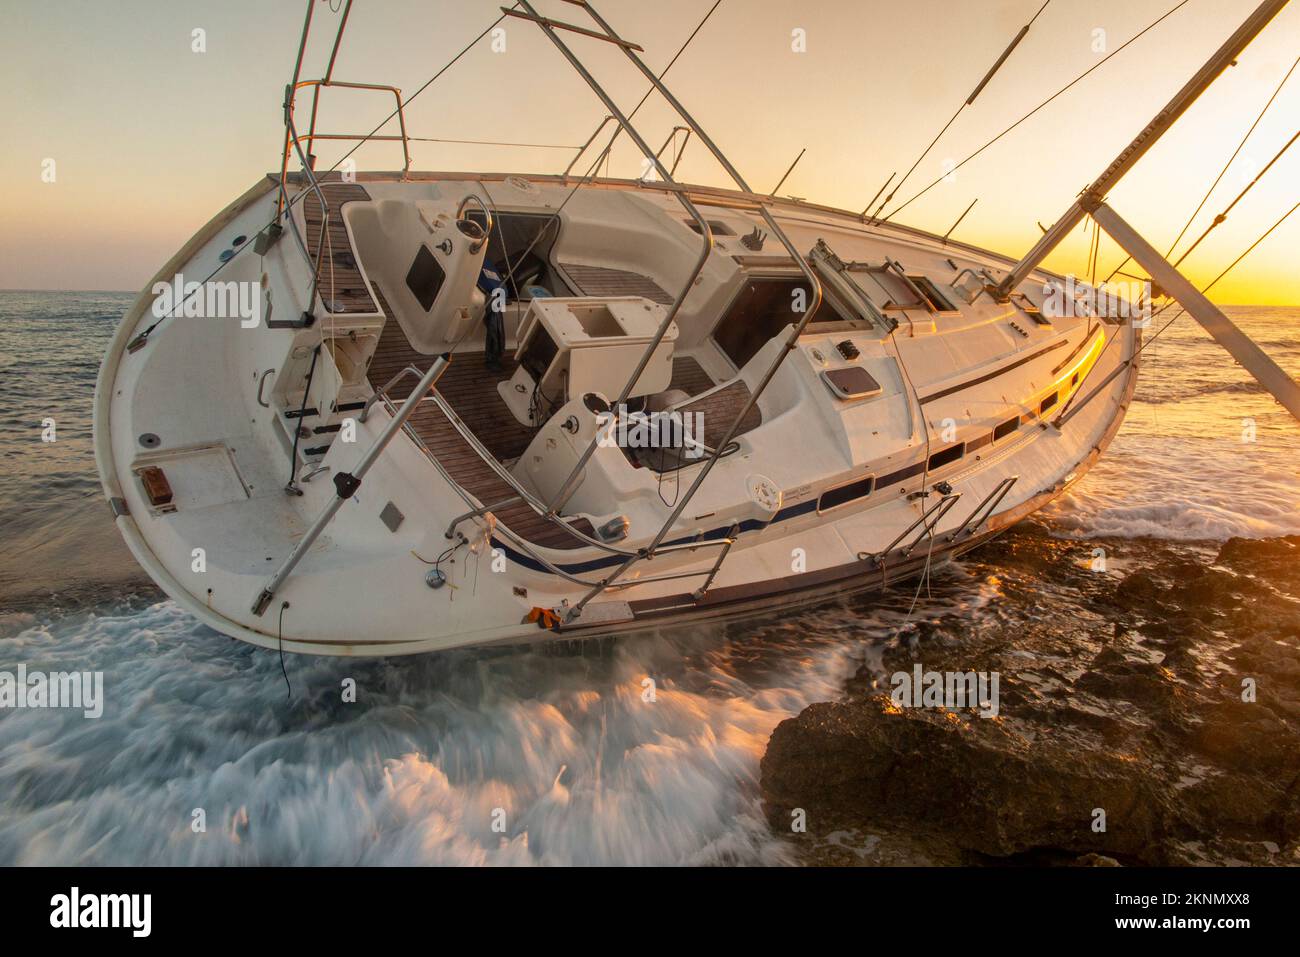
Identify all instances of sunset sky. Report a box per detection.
[2,0,1297,304]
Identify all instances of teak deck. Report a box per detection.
[302,180,378,316]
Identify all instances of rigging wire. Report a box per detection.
[1167,127,1300,268]
[476,0,726,284]
[886,328,939,621]
[129,5,524,346]
[879,0,1194,223]
[571,0,725,181]
[1056,193,1299,423]
[870,0,1052,221]
[1135,196,1300,357]
[1104,51,1300,284]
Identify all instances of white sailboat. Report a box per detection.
[94,0,1300,655]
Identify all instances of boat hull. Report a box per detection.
[95,173,1140,656]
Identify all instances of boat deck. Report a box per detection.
[302,179,378,316]
[365,284,766,549]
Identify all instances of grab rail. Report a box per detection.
[655,125,692,178]
[296,79,412,179]
[529,0,827,622]
[372,393,736,595]
[359,364,427,424]
[251,355,451,616]
[861,493,963,564]
[944,476,1017,543]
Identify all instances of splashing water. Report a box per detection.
[1,292,1297,865]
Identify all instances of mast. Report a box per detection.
[993,0,1290,299]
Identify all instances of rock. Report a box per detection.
[761,529,1300,866]
[1073,853,1122,866]
[762,696,1175,861]
[1115,570,1163,609]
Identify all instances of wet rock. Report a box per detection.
[1115,570,1163,609]
[1072,853,1121,866]
[763,696,1175,860]
[761,527,1300,866]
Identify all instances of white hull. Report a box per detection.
[95,172,1139,655]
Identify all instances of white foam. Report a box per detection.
[0,595,927,865]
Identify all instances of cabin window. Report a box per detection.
[685,219,736,237]
[818,475,875,512]
[405,244,446,312]
[993,416,1019,441]
[1040,391,1059,415]
[928,442,965,470]
[909,275,961,315]
[712,277,846,370]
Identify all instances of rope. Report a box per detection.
[277,601,292,700]
[881,0,1193,222]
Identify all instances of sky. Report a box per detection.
[1,0,1297,304]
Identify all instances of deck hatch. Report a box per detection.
[821,366,882,401]
[909,275,961,315]
[713,277,846,370]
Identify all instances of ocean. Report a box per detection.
[2,289,1298,865]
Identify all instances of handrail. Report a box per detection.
[295,79,413,179]
[272,0,413,317]
[545,0,827,622]
[863,493,962,564]
[945,476,1017,543]
[251,355,451,616]
[359,364,426,423]
[655,125,692,178]
[563,115,617,177]
[372,394,735,594]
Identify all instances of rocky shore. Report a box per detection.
[760,525,1300,866]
